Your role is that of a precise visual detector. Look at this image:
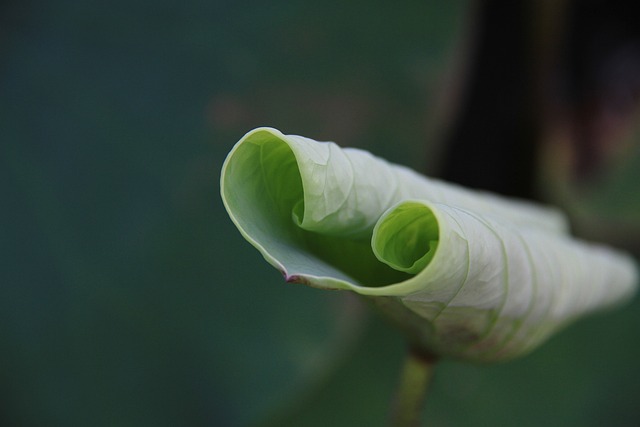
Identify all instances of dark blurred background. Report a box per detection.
[1,0,639,426]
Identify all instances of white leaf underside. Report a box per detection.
[221,127,638,362]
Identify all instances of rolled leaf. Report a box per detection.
[220,127,637,362]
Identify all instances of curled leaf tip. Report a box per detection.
[221,127,638,362]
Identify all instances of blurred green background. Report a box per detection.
[2,1,639,426]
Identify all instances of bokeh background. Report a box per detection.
[2,0,640,426]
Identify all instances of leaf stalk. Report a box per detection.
[389,347,437,427]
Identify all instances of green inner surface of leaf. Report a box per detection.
[223,131,410,286]
[373,202,439,274]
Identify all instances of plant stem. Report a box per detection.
[389,348,437,427]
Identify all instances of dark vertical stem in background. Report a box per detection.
[439,0,640,198]
[438,0,539,200]
[562,0,640,180]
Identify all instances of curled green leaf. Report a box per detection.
[220,127,637,362]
